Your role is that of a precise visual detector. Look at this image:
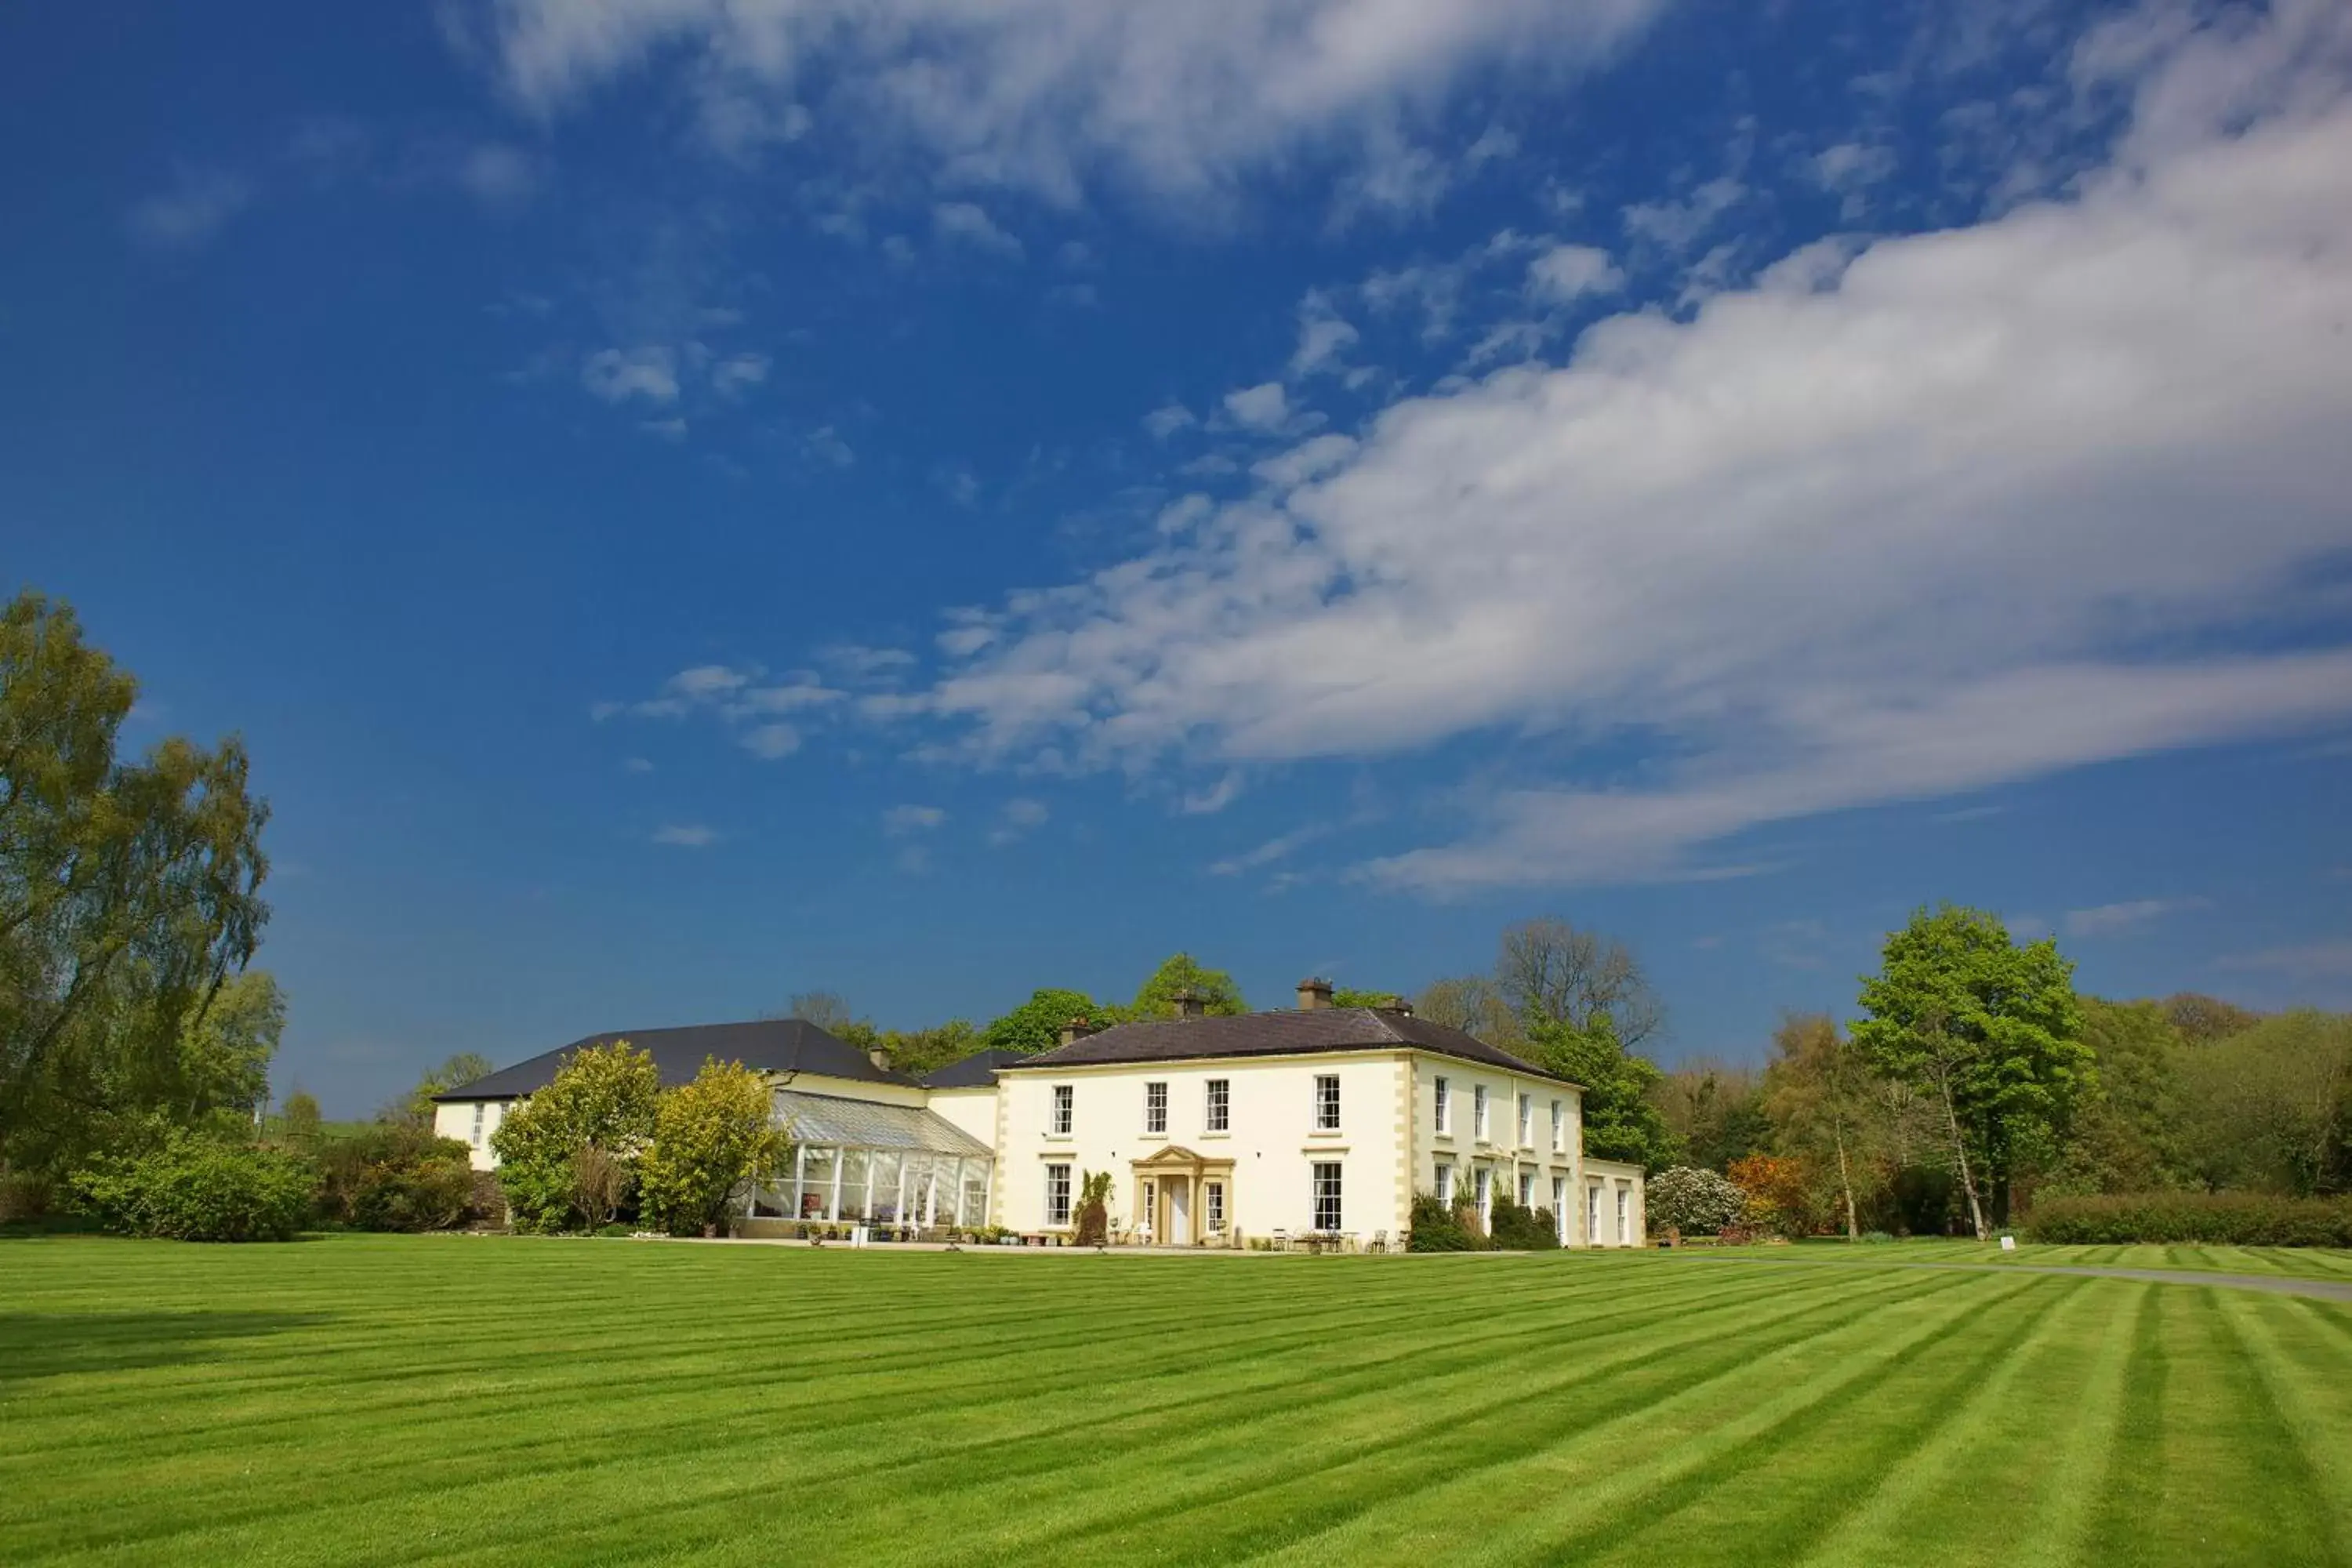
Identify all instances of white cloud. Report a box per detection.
[1222,382,1290,431]
[883,804,948,835]
[932,200,1024,258]
[1290,291,1362,379]
[903,3,2352,890]
[623,756,656,773]
[653,823,718,848]
[989,796,1051,844]
[711,352,771,396]
[1143,403,1196,441]
[1621,176,1745,251]
[2218,939,2352,978]
[1181,771,1243,815]
[456,142,540,207]
[1253,434,1358,489]
[127,166,254,249]
[739,722,802,759]
[466,1,1663,209]
[2063,897,2209,937]
[803,425,855,467]
[582,346,681,405]
[1526,243,1624,303]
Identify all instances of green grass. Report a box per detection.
[3,1236,2349,1566]
[1697,1237,2352,1280]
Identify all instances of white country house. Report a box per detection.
[433,979,1646,1249]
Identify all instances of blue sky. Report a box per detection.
[5,0,2349,1115]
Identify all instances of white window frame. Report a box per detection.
[1518,1170,1534,1207]
[1434,1163,1454,1205]
[1046,1163,1072,1227]
[1312,1162,1343,1232]
[1433,1076,1450,1134]
[1475,1166,1493,1229]
[1051,1084,1073,1136]
[1552,1176,1567,1243]
[1205,1181,1225,1233]
[1144,1080,1167,1134]
[1518,1093,1533,1147]
[1617,1186,1630,1242]
[1587,1184,1601,1243]
[1205,1078,1229,1133]
[470,1103,485,1149]
[1314,1073,1341,1131]
[1551,1099,1564,1152]
[1473,1084,1490,1142]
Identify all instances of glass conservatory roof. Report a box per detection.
[773,1091,992,1159]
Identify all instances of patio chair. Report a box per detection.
[1367,1229,1388,1254]
[1271,1228,1290,1252]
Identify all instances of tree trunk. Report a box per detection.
[1833,1120,1859,1240]
[1937,1073,1989,1240]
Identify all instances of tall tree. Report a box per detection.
[1,591,271,1174]
[1651,1062,1770,1172]
[2054,999,2190,1194]
[1494,916,1664,1049]
[1132,953,1247,1018]
[1853,906,2089,1237]
[638,1058,788,1237]
[1524,1012,1677,1171]
[984,988,1107,1054]
[1413,975,1522,1045]
[490,1040,660,1232]
[173,970,283,1126]
[2176,1011,2351,1196]
[389,1051,497,1127]
[2162,993,2261,1047]
[1761,1013,1871,1240]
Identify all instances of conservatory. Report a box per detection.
[746,1091,995,1228]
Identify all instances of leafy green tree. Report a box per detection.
[639,1058,788,1237]
[1132,953,1247,1018]
[1652,1062,1769,1172]
[280,1091,323,1149]
[2176,1011,2350,1196]
[1762,1014,1875,1239]
[876,1019,982,1078]
[1326,987,1396,1009]
[1853,905,2089,1237]
[174,971,283,1124]
[490,1040,659,1232]
[984,988,1109,1054]
[2047,999,2191,1195]
[2163,993,2262,1046]
[389,1051,497,1127]
[316,1124,476,1232]
[1,591,271,1178]
[1526,1012,1677,1171]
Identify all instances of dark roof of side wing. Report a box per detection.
[919,1047,1034,1088]
[433,1018,914,1100]
[1002,1007,1577,1085]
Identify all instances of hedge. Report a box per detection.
[73,1131,317,1243]
[2026,1191,2352,1247]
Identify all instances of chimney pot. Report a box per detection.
[1297,976,1335,1011]
[1170,989,1206,1019]
[1377,995,1414,1017]
[1059,1016,1094,1048]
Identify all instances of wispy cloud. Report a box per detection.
[652,823,718,848]
[127,165,253,249]
[2063,898,2209,938]
[2217,939,2352,979]
[882,804,947,836]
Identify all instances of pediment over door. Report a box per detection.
[1135,1145,1205,1167]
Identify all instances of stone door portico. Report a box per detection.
[1131,1144,1236,1247]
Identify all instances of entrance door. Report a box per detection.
[1167,1181,1191,1245]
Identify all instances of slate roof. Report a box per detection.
[1005,1007,1577,1085]
[919,1047,1033,1089]
[434,1018,915,1101]
[773,1091,993,1158]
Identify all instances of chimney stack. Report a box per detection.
[1170,989,1206,1019]
[1377,995,1414,1017]
[868,1045,894,1073]
[1296,977,1334,1011]
[1059,1016,1095,1048]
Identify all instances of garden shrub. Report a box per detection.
[72,1130,317,1242]
[1072,1169,1112,1246]
[316,1125,476,1232]
[2026,1191,2352,1246]
[1647,1166,1745,1236]
[1406,1192,1479,1251]
[1489,1199,1561,1250]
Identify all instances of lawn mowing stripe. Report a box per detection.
[5,1260,1823,1557]
[1196,1273,2045,1568]
[1439,1274,2071,1568]
[410,1269,1969,1568]
[2215,1294,2352,1565]
[263,1265,1910,1566]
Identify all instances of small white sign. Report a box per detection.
[1999,1235,2016,1251]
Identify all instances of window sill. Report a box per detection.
[1198,1131,1231,1140]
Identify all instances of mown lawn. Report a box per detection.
[1700,1238,2352,1280]
[3,1236,2348,1566]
